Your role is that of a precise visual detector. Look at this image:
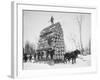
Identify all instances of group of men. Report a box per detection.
[23,48,55,62]
[23,47,81,64]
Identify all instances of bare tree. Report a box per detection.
[70,34,80,50]
[24,41,31,54]
[30,44,36,55]
[24,41,36,55]
[88,38,91,54]
[77,15,84,54]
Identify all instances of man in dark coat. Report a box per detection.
[50,16,54,24]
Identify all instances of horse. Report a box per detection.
[71,49,80,64]
[64,52,71,63]
[64,49,80,64]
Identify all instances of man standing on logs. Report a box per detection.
[50,16,54,24]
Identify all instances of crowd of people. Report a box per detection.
[23,48,81,64]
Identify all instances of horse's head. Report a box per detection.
[75,49,81,55]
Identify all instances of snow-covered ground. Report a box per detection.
[23,55,91,70]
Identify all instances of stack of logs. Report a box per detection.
[37,22,66,60]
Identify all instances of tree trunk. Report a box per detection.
[77,15,84,54]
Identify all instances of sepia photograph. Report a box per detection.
[22,10,91,70]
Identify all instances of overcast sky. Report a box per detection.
[23,10,91,51]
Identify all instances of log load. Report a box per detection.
[37,22,66,59]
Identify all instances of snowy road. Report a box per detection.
[23,55,91,70]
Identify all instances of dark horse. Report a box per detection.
[64,53,71,63]
[64,49,80,64]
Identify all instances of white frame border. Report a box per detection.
[11,1,97,78]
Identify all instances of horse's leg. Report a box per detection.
[72,58,74,64]
[68,58,69,63]
[66,58,68,63]
[74,58,76,63]
[73,58,76,64]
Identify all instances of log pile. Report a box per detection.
[37,22,65,59]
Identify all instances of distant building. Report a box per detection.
[37,22,66,59]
